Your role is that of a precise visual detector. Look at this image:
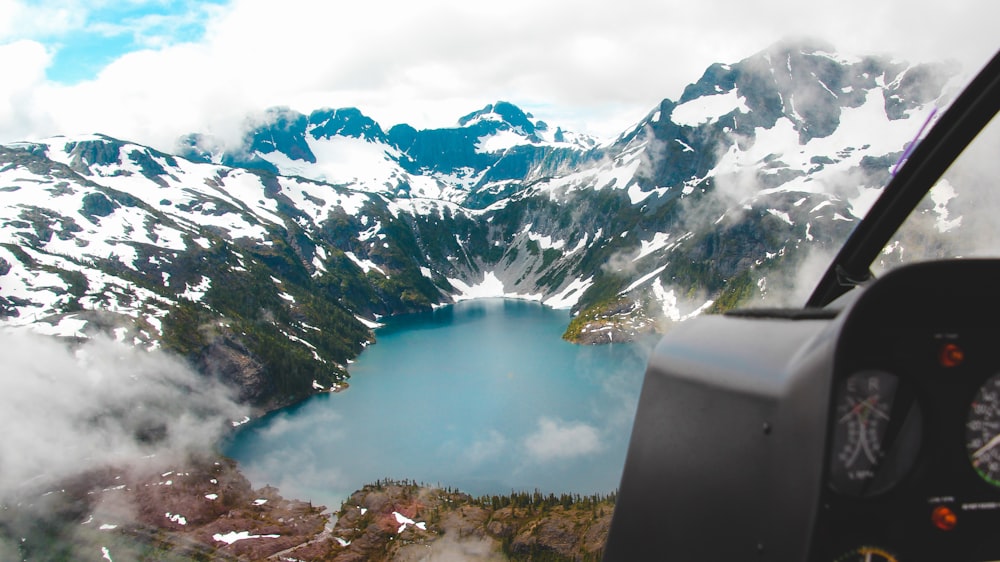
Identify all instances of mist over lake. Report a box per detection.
[225,299,652,509]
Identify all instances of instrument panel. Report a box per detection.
[603,261,1000,561]
[815,260,1000,561]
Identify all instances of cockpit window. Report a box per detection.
[873,111,1000,276]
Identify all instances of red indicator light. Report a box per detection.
[939,343,965,368]
[932,505,958,531]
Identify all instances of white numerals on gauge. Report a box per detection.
[967,374,1000,486]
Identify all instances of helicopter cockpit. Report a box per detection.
[603,50,1000,561]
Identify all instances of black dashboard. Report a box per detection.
[603,260,1000,561]
[815,260,1000,561]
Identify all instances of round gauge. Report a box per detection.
[833,545,899,562]
[966,373,1000,486]
[829,370,922,497]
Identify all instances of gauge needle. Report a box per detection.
[973,432,1000,460]
[838,395,889,423]
[839,396,872,423]
[857,396,890,420]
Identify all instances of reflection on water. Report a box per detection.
[225,299,653,509]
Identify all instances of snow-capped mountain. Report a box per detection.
[179,100,598,208]
[0,39,962,407]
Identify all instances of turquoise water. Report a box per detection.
[225,298,653,510]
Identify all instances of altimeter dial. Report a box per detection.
[829,370,921,497]
[966,373,1000,486]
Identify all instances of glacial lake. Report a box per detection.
[224,298,653,510]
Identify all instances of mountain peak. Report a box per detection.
[308,107,387,142]
[246,106,315,162]
[457,101,541,134]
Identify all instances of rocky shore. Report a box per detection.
[5,464,613,561]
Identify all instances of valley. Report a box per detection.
[0,39,968,559]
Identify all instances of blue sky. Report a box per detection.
[0,0,996,151]
[43,1,227,84]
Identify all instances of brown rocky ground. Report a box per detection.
[276,481,613,561]
[6,463,612,561]
[4,455,329,561]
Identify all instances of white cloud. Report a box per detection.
[0,0,86,40]
[89,4,229,49]
[397,533,505,562]
[523,417,602,462]
[462,429,508,466]
[256,406,344,441]
[0,0,997,151]
[238,447,348,509]
[0,330,247,500]
[0,40,54,136]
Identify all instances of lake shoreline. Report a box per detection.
[225,299,651,513]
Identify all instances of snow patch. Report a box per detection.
[212,531,281,545]
[476,130,533,153]
[652,280,714,322]
[26,316,89,339]
[448,271,542,303]
[355,315,383,329]
[267,135,401,189]
[929,180,962,233]
[393,511,427,534]
[633,232,672,262]
[344,251,385,275]
[180,276,211,301]
[524,227,566,250]
[670,90,750,127]
[623,266,668,293]
[767,209,794,225]
[848,187,882,219]
[543,277,593,309]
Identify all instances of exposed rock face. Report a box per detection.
[198,332,272,406]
